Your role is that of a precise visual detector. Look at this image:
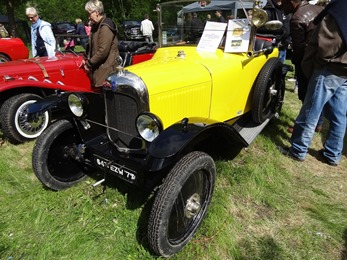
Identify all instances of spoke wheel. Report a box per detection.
[32,120,87,191]
[0,93,49,144]
[252,57,284,124]
[148,151,216,257]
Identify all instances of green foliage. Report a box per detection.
[3,0,161,29]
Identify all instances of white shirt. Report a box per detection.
[141,19,154,36]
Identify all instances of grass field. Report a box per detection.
[0,68,346,259]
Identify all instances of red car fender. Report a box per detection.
[0,38,29,61]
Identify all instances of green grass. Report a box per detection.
[0,68,346,259]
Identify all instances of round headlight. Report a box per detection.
[136,113,163,142]
[68,94,84,117]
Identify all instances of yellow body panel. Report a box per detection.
[126,46,279,129]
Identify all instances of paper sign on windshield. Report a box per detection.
[224,19,250,53]
[197,21,227,52]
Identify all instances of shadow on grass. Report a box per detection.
[261,115,292,148]
[238,236,284,259]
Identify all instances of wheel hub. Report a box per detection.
[19,111,45,129]
[184,193,201,219]
[269,84,278,96]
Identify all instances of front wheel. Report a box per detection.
[0,93,50,144]
[252,58,284,124]
[148,151,216,257]
[32,120,88,191]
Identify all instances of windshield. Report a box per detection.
[123,21,141,27]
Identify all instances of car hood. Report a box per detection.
[0,53,85,84]
[125,46,244,96]
[124,46,247,127]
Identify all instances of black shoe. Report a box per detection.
[318,149,338,166]
[278,146,304,162]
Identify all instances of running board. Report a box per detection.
[232,118,270,146]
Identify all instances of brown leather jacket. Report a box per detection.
[88,17,119,87]
[290,1,323,65]
[302,14,347,79]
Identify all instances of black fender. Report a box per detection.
[27,91,103,123]
[146,117,246,172]
[27,93,67,114]
[26,92,70,122]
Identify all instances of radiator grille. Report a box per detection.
[105,90,142,149]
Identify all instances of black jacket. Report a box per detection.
[290,0,323,65]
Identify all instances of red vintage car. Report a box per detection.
[0,41,156,144]
[0,37,29,62]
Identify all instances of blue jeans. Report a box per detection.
[290,68,347,163]
[279,49,287,64]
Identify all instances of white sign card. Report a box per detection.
[197,21,227,52]
[224,19,250,53]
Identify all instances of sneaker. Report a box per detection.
[278,146,304,162]
[318,149,338,166]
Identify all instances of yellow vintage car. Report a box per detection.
[28,0,286,257]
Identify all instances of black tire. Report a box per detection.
[32,120,87,191]
[148,151,216,257]
[0,53,11,63]
[252,57,284,124]
[0,93,50,144]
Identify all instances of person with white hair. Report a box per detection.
[25,7,56,58]
[80,0,119,87]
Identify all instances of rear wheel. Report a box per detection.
[148,151,216,257]
[0,93,50,144]
[32,120,88,191]
[252,58,284,124]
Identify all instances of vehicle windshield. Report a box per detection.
[156,0,256,47]
[123,21,141,27]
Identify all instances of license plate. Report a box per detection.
[93,154,137,183]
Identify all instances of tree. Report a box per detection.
[1,0,162,39]
[0,0,26,37]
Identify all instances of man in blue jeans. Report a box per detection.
[280,0,347,166]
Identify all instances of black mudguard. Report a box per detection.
[147,118,246,172]
[27,92,102,123]
[26,92,69,117]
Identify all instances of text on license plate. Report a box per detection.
[94,155,136,182]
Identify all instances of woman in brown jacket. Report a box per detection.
[81,0,119,87]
